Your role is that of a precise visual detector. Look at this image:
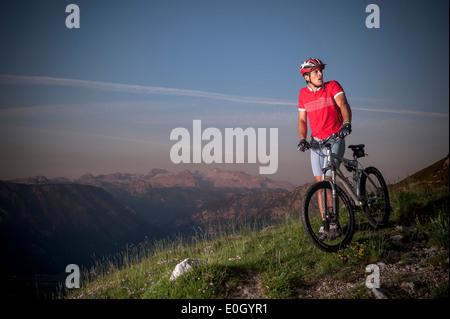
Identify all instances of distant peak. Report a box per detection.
[147,168,170,178]
[78,173,95,180]
[35,175,49,182]
[179,169,194,176]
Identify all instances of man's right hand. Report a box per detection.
[297,139,310,152]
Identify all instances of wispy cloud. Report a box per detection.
[351,107,448,118]
[1,74,448,118]
[1,123,171,147]
[0,74,294,106]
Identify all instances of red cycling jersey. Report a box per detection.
[298,80,345,140]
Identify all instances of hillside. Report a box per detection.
[62,183,448,301]
[392,155,449,190]
[60,156,448,302]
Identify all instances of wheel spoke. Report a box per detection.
[361,167,390,228]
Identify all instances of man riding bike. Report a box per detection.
[297,58,353,240]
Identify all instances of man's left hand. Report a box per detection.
[338,123,352,138]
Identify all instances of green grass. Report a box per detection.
[390,184,449,250]
[60,185,449,300]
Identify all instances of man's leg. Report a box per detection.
[314,175,331,220]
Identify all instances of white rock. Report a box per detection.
[169,258,193,281]
[169,258,208,281]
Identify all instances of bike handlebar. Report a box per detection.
[298,133,343,152]
[305,133,339,151]
[313,133,339,146]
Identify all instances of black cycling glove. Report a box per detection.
[338,122,352,139]
[297,139,310,152]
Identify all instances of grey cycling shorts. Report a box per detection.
[310,136,345,177]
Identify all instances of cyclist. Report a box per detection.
[297,58,352,240]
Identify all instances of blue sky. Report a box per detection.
[0,0,448,185]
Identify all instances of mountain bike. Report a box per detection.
[301,133,391,253]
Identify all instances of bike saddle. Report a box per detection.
[348,144,366,158]
[348,144,365,151]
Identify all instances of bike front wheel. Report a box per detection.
[302,181,355,253]
[360,166,391,228]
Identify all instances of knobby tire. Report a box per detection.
[360,166,391,228]
[302,181,355,253]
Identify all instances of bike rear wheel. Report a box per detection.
[360,166,391,228]
[302,181,355,253]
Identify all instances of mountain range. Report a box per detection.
[11,168,295,228]
[12,168,295,191]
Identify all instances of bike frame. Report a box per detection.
[321,141,381,211]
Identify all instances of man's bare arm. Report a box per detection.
[335,93,352,123]
[298,110,308,139]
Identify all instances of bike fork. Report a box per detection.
[321,171,338,222]
[331,170,338,218]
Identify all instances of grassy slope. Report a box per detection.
[61,182,448,300]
